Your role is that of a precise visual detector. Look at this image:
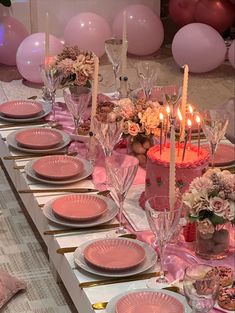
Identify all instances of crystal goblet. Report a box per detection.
[136,61,160,100]
[93,113,123,157]
[40,65,62,124]
[104,38,123,99]
[145,195,182,286]
[183,264,220,313]
[105,153,139,234]
[201,109,229,167]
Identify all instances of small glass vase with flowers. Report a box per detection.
[183,168,235,260]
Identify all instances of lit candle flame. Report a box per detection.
[188,104,193,114]
[178,108,182,121]
[187,119,192,128]
[160,112,164,121]
[196,115,201,124]
[166,106,170,115]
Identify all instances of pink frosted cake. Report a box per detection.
[145,143,210,200]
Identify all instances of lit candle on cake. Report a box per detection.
[121,11,127,77]
[187,119,192,147]
[45,12,50,68]
[188,104,194,117]
[180,65,189,141]
[196,115,201,156]
[159,112,164,156]
[169,119,176,211]
[164,105,170,146]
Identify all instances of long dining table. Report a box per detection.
[0,100,234,313]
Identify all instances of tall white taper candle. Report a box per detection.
[169,123,176,211]
[180,64,189,141]
[121,11,127,77]
[45,12,49,67]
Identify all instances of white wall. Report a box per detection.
[0,0,160,38]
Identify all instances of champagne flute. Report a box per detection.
[183,264,220,313]
[104,38,123,99]
[201,109,229,167]
[145,195,182,286]
[105,153,139,234]
[40,65,62,125]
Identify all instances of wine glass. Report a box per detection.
[40,65,62,125]
[92,113,123,157]
[183,264,220,313]
[201,109,229,167]
[145,195,182,286]
[104,38,123,99]
[105,153,139,234]
[136,61,160,100]
[63,86,92,134]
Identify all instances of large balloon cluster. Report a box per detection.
[0,5,164,83]
[169,0,235,72]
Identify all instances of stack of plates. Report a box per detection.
[25,156,93,184]
[0,100,51,122]
[7,128,70,153]
[106,289,190,313]
[43,194,119,228]
[74,238,157,278]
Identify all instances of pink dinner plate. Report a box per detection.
[201,144,235,166]
[32,155,84,180]
[0,100,43,118]
[83,239,146,271]
[15,128,63,149]
[51,194,107,221]
[115,291,184,313]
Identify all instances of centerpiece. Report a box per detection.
[183,167,235,259]
[114,97,163,167]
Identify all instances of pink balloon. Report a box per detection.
[64,13,111,57]
[112,5,164,56]
[0,16,29,66]
[16,33,63,83]
[172,23,226,73]
[228,40,235,68]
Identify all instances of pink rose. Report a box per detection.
[225,201,235,221]
[128,122,140,136]
[209,197,230,218]
[197,219,214,237]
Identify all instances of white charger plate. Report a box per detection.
[106,289,191,313]
[0,101,51,122]
[43,194,118,228]
[7,129,70,154]
[74,238,157,278]
[24,157,93,185]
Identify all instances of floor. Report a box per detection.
[0,47,234,312]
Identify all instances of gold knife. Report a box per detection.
[4,151,77,160]
[79,272,161,288]
[50,223,119,238]
[0,120,46,128]
[18,188,98,194]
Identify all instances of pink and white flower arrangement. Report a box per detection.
[114,97,163,137]
[49,45,95,88]
[183,168,235,235]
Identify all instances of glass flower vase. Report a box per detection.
[195,224,229,260]
[127,133,154,168]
